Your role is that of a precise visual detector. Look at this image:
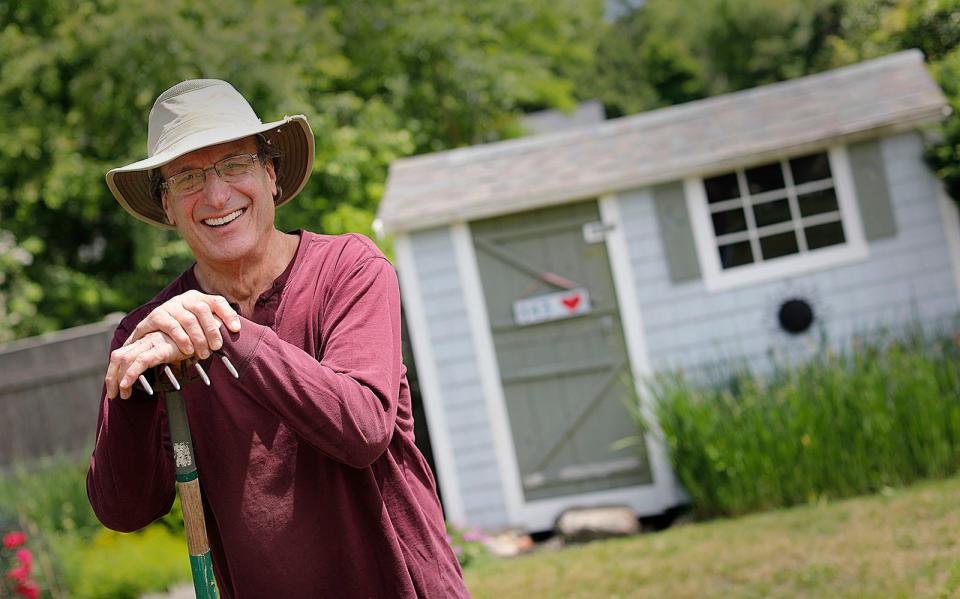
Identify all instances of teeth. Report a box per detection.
[203,209,243,227]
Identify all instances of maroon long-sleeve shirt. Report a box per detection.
[87,232,470,598]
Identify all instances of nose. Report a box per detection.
[201,168,231,207]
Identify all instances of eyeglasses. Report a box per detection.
[161,153,260,197]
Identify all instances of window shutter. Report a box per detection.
[653,181,701,282]
[848,140,897,241]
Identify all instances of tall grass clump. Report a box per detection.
[648,333,960,517]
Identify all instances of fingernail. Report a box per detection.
[211,338,222,351]
[200,349,210,359]
[231,319,241,331]
[186,345,195,354]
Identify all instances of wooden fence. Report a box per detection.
[0,316,120,468]
[0,310,439,496]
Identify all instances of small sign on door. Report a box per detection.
[582,221,615,244]
[513,288,592,326]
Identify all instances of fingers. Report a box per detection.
[179,298,216,358]
[104,346,125,400]
[105,333,186,399]
[128,308,195,355]
[108,291,240,399]
[166,292,240,356]
[208,295,241,334]
[126,292,233,359]
[180,292,240,356]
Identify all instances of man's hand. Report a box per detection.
[124,290,241,360]
[106,331,191,399]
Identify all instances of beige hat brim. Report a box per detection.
[106,115,314,229]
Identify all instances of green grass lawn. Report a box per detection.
[465,477,960,598]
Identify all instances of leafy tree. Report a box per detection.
[0,0,604,340]
[327,0,602,150]
[0,0,345,338]
[582,0,846,116]
[828,0,960,204]
[581,0,960,204]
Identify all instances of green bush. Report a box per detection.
[646,333,960,517]
[0,458,190,597]
[446,522,491,568]
[0,458,101,538]
[54,527,190,599]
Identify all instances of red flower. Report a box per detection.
[16,580,40,599]
[2,531,26,549]
[6,564,29,583]
[15,548,33,568]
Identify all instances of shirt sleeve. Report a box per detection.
[218,254,403,469]
[86,323,176,533]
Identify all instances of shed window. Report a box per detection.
[703,152,845,269]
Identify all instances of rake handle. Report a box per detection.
[165,388,218,599]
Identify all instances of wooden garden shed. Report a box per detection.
[377,50,960,532]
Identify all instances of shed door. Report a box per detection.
[471,200,652,502]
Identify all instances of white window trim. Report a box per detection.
[686,145,869,293]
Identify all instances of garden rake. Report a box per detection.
[139,355,239,599]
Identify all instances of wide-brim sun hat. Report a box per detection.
[106,79,315,229]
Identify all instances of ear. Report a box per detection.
[162,193,175,226]
[264,159,278,198]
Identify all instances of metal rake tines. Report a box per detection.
[136,354,239,396]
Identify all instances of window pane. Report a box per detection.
[711,207,747,235]
[805,221,845,250]
[752,199,792,227]
[790,152,832,184]
[718,240,754,269]
[798,188,839,217]
[759,231,799,260]
[745,162,785,195]
[704,173,740,203]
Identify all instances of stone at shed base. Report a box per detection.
[485,529,535,557]
[556,505,640,543]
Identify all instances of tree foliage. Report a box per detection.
[0,0,602,340]
[1,0,958,342]
[582,0,960,204]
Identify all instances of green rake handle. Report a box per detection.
[165,386,218,599]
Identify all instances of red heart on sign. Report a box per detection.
[562,293,581,311]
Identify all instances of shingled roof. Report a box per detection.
[377,50,947,235]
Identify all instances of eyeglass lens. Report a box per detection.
[167,153,258,196]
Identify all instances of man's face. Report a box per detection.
[160,136,278,267]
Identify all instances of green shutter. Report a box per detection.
[848,140,897,241]
[653,181,702,283]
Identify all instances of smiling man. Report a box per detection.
[87,80,470,598]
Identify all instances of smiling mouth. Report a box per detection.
[203,209,245,227]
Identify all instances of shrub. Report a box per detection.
[0,458,100,539]
[0,458,190,598]
[1,529,43,598]
[55,527,189,599]
[446,523,490,568]
[644,333,960,517]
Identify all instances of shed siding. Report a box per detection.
[409,228,509,527]
[620,132,958,375]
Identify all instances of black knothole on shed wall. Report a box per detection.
[778,298,815,335]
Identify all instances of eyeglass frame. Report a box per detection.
[159,152,263,198]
